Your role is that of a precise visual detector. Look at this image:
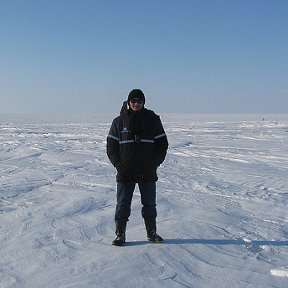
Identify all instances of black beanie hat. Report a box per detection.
[127,89,145,104]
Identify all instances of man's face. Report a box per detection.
[129,98,144,112]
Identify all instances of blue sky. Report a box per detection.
[1,0,287,114]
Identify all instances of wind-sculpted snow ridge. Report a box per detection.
[0,114,288,288]
[271,267,288,278]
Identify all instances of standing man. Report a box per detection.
[106,89,168,246]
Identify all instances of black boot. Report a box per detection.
[144,218,163,243]
[112,220,127,246]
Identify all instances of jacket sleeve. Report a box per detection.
[154,116,168,166]
[106,118,120,167]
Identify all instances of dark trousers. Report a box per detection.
[115,181,157,221]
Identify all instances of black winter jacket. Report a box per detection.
[107,102,168,182]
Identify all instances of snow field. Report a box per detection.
[1,114,288,287]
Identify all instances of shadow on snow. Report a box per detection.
[125,238,288,247]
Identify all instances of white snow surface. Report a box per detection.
[1,113,288,288]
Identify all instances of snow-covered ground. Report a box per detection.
[1,113,288,288]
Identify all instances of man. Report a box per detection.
[106,89,168,246]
